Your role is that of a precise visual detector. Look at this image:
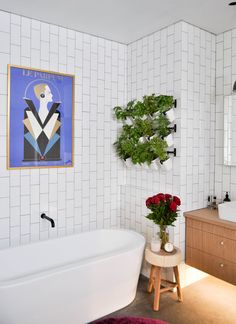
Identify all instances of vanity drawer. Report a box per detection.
[186,218,202,230]
[186,215,236,240]
[186,247,236,285]
[186,226,236,263]
[185,208,236,285]
[186,226,203,250]
[202,222,236,241]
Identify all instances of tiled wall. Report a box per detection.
[121,21,216,260]
[0,10,127,248]
[122,22,182,249]
[0,9,230,256]
[179,22,216,255]
[215,28,236,200]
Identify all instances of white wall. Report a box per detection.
[121,21,216,261]
[121,22,182,251]
[215,28,236,201]
[0,8,232,259]
[0,11,127,248]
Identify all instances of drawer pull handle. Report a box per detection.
[220,263,224,268]
[220,241,224,245]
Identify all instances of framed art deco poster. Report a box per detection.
[7,65,74,169]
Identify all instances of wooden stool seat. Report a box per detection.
[145,247,183,311]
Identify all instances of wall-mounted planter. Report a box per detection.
[125,117,133,126]
[139,136,147,143]
[149,134,156,141]
[139,115,146,121]
[161,158,173,171]
[166,108,175,123]
[124,158,133,168]
[150,158,160,170]
[164,134,174,147]
[113,94,177,171]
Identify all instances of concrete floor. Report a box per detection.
[95,275,236,324]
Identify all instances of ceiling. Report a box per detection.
[0,0,235,44]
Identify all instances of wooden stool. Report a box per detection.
[145,246,183,311]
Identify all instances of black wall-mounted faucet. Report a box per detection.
[41,213,55,228]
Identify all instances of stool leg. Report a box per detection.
[173,266,183,302]
[147,265,155,293]
[153,266,162,311]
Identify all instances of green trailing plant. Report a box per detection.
[131,142,154,165]
[113,100,135,120]
[113,94,174,165]
[114,131,135,160]
[153,114,171,138]
[113,94,174,120]
[134,118,153,137]
[149,137,168,162]
[151,95,174,114]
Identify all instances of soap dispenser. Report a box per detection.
[223,191,231,202]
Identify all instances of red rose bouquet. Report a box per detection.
[145,193,181,247]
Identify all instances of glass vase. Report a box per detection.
[159,225,169,249]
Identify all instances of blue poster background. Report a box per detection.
[9,66,73,168]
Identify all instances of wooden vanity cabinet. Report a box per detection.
[185,208,236,285]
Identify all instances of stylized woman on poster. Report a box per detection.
[23,83,61,162]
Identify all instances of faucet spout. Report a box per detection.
[41,213,55,228]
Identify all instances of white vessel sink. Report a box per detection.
[218,201,236,223]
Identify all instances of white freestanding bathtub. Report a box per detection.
[0,229,145,324]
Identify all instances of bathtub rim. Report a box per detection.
[0,228,144,252]
[0,229,145,288]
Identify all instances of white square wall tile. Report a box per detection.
[0,218,9,239]
[49,183,58,202]
[30,223,40,242]
[41,22,50,41]
[11,44,21,65]
[31,204,40,223]
[21,215,30,235]
[224,31,232,49]
[50,24,58,35]
[10,24,20,45]
[0,197,9,218]
[40,193,49,213]
[11,206,20,226]
[0,11,10,32]
[21,37,31,57]
[11,13,21,25]
[31,185,40,204]
[21,17,31,37]
[31,29,40,49]
[40,175,49,194]
[21,176,30,196]
[21,196,30,215]
[0,157,8,176]
[41,41,49,61]
[0,177,9,198]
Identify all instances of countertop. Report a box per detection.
[184,207,236,230]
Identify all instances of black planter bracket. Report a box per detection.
[168,124,177,133]
[167,148,176,157]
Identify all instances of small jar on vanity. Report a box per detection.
[207,191,231,210]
